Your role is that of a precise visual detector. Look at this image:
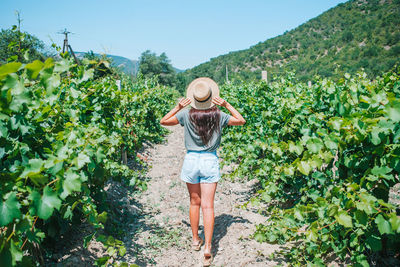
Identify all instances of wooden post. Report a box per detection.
[226,65,229,83]
[59,29,79,64]
[121,147,128,165]
[261,70,268,82]
[68,45,80,65]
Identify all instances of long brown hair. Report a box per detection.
[189,106,221,146]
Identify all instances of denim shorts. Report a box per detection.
[180,150,220,184]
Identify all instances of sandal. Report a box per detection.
[203,248,213,266]
[192,238,203,251]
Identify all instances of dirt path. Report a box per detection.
[47,124,399,266]
[122,125,284,266]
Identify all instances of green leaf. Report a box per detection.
[0,192,21,226]
[389,213,400,233]
[356,200,377,215]
[63,206,73,220]
[370,127,382,145]
[60,169,82,199]
[95,256,110,266]
[10,241,23,265]
[0,62,22,80]
[29,174,49,186]
[336,210,353,228]
[306,137,324,153]
[9,90,31,112]
[375,214,392,234]
[20,158,44,178]
[29,186,62,219]
[2,73,23,93]
[366,175,379,182]
[354,254,369,267]
[371,166,392,176]
[43,73,61,96]
[283,165,294,176]
[327,205,338,216]
[254,232,267,242]
[310,156,323,169]
[288,141,303,155]
[97,211,108,224]
[354,210,368,226]
[69,87,80,98]
[0,121,8,138]
[118,246,126,257]
[25,60,44,79]
[0,246,12,266]
[0,147,5,159]
[329,117,343,131]
[78,68,94,83]
[385,100,400,122]
[305,228,318,242]
[366,235,382,252]
[83,232,96,249]
[294,209,304,221]
[297,161,311,175]
[324,135,338,150]
[54,58,71,73]
[73,152,90,169]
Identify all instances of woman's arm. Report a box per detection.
[160,97,191,126]
[212,96,246,126]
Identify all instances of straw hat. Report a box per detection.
[186,77,219,110]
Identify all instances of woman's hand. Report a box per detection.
[213,96,246,126]
[177,97,191,110]
[212,96,228,107]
[161,97,191,126]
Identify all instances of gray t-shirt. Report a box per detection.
[176,108,231,152]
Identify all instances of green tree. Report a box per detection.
[138,50,176,86]
[0,28,47,64]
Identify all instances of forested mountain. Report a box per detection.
[75,52,183,76]
[180,0,400,87]
[75,52,139,75]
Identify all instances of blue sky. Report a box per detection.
[0,0,348,70]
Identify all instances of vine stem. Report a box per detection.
[46,178,59,187]
[6,225,15,242]
[20,216,38,250]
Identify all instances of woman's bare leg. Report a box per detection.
[200,182,217,254]
[186,183,202,244]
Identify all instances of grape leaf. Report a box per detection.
[306,137,324,153]
[336,210,353,228]
[29,186,62,220]
[297,161,311,175]
[0,192,21,226]
[375,214,392,234]
[61,169,82,199]
[385,100,400,122]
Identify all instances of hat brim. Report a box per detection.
[186,77,220,110]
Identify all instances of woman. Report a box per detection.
[160,77,245,266]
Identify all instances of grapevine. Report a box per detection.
[220,70,400,265]
[0,56,178,265]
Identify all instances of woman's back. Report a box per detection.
[176,107,231,152]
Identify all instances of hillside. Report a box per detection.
[180,0,400,86]
[75,52,139,75]
[75,52,183,75]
